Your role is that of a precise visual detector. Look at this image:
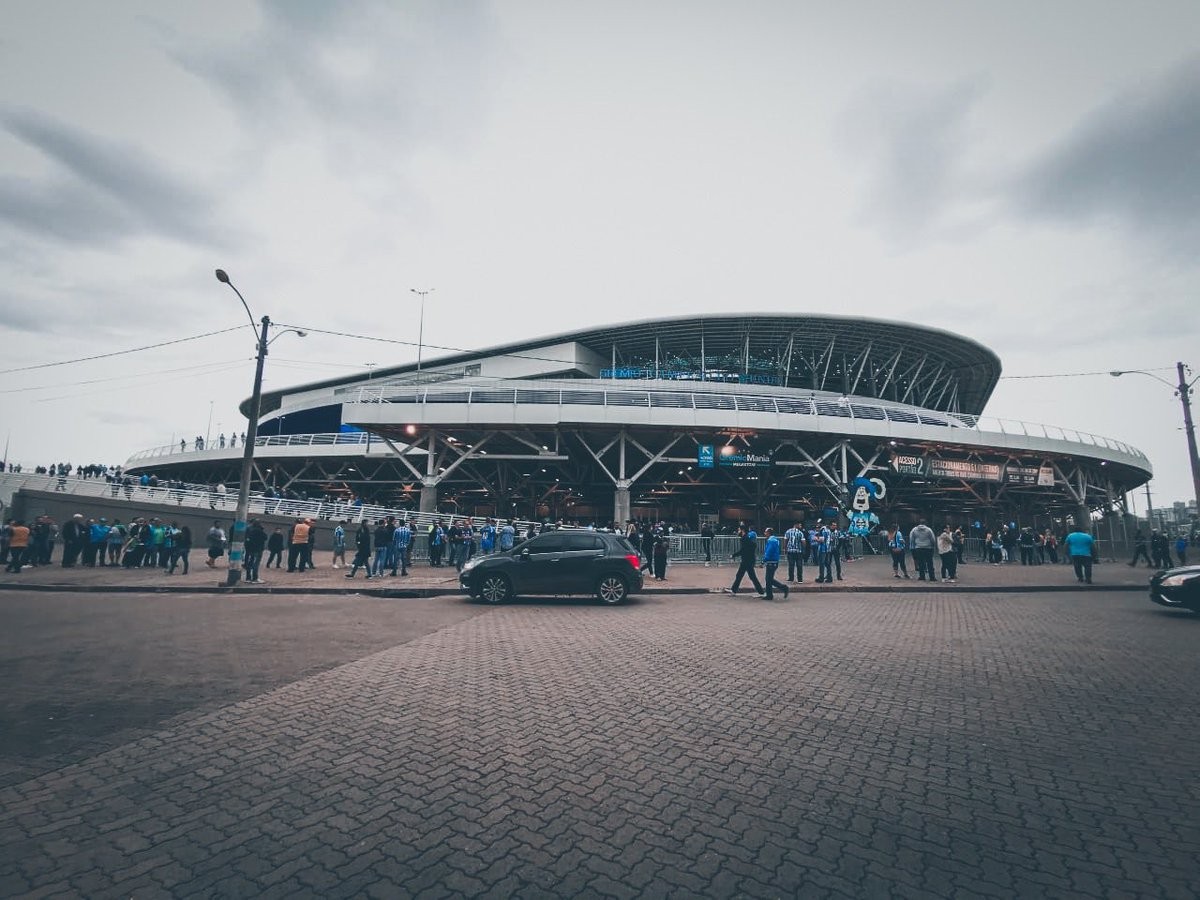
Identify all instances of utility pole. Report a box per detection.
[1176,361,1200,519]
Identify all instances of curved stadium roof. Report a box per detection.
[248,313,1002,418]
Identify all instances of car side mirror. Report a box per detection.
[519,548,530,560]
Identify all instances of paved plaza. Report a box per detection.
[1,588,1197,898]
[0,550,1156,596]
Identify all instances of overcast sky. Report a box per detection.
[1,0,1197,509]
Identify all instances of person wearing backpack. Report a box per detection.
[205,521,226,568]
[887,525,909,578]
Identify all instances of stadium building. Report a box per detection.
[125,314,1151,530]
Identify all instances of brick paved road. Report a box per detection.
[1,590,1198,898]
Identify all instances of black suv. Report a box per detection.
[459,531,643,604]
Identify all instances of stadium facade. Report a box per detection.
[126,314,1151,530]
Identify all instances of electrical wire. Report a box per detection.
[999,367,1175,380]
[273,324,590,369]
[0,358,251,394]
[32,362,249,403]
[0,325,246,375]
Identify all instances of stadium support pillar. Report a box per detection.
[419,478,439,513]
[614,481,631,526]
[1075,504,1091,530]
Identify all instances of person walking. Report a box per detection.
[1128,529,1152,567]
[331,521,347,568]
[813,520,833,584]
[784,521,805,583]
[1175,534,1188,567]
[1065,525,1097,584]
[345,521,373,578]
[908,519,937,581]
[700,522,714,566]
[887,525,909,578]
[266,527,285,568]
[372,519,392,577]
[205,521,226,568]
[1043,530,1059,565]
[244,520,266,583]
[168,524,192,575]
[390,519,412,576]
[724,525,764,595]
[761,528,790,600]
[829,523,846,581]
[938,525,958,583]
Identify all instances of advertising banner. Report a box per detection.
[699,444,771,469]
[891,454,1003,482]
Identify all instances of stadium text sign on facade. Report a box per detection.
[697,445,772,469]
[891,454,1055,486]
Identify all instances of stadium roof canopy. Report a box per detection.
[248,313,1002,418]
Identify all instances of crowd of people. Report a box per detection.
[1,513,199,574]
[3,499,1192,589]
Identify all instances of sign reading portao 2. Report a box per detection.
[698,444,771,469]
[891,454,1054,485]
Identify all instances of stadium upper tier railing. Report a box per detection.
[126,431,372,462]
[122,385,1148,467]
[349,383,1150,464]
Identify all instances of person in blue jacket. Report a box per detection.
[761,528,790,600]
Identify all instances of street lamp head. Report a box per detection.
[295,330,308,338]
[1109,371,1125,377]
[215,269,231,284]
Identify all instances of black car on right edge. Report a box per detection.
[459,530,644,605]
[1149,564,1200,612]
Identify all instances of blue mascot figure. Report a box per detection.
[847,476,885,537]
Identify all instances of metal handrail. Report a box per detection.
[126,431,372,462]
[119,384,1148,468]
[0,470,539,534]
[350,383,1150,464]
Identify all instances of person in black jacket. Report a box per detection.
[244,520,267,583]
[266,528,285,568]
[724,525,764,596]
[346,522,373,578]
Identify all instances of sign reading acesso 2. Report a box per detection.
[697,445,771,469]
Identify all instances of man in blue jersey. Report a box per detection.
[784,521,805,583]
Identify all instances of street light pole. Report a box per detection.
[215,268,269,587]
[1111,362,1200,523]
[410,288,434,380]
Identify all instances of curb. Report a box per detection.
[0,582,1148,597]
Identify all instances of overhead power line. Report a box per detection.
[0,326,245,375]
[999,367,1175,380]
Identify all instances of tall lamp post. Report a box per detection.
[214,269,306,587]
[410,288,434,380]
[1110,361,1200,524]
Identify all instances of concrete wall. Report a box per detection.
[11,489,350,552]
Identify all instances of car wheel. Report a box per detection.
[596,574,628,605]
[479,574,512,604]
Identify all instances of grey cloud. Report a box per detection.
[165,0,495,174]
[0,108,227,249]
[1010,56,1200,256]
[0,174,138,247]
[836,77,988,242]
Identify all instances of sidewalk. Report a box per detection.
[0,552,1155,595]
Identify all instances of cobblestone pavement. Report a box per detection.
[1,590,1197,898]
